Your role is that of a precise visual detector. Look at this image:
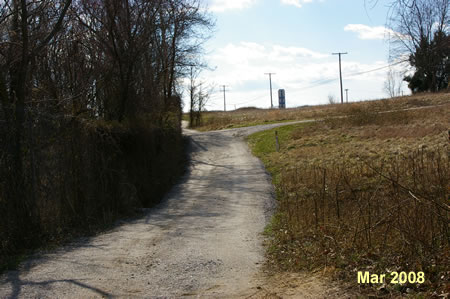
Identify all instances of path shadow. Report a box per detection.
[3,258,112,299]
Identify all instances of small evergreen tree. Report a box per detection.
[405,31,450,93]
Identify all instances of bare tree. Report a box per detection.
[328,94,337,105]
[386,0,449,92]
[0,0,214,257]
[187,65,212,127]
[387,0,449,55]
[383,67,404,97]
[0,0,72,235]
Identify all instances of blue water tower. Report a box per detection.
[278,89,286,109]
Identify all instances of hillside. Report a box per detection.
[191,92,450,131]
[246,92,450,297]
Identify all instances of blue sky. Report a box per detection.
[192,0,410,111]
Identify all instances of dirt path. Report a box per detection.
[0,121,338,298]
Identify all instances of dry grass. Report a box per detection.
[248,99,450,297]
[194,92,450,131]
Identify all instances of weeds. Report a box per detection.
[249,99,450,296]
[276,150,448,280]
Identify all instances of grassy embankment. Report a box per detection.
[247,92,449,297]
[189,92,450,131]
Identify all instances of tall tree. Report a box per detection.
[0,0,213,251]
[0,0,72,244]
[387,0,449,92]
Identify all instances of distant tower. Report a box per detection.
[278,89,286,109]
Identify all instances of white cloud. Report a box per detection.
[280,0,316,8]
[344,24,395,40]
[194,41,398,110]
[209,0,257,12]
[206,42,329,86]
[271,45,329,60]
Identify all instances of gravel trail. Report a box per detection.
[0,121,309,298]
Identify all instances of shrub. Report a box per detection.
[272,147,449,293]
[0,117,185,271]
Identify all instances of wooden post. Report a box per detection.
[275,131,280,152]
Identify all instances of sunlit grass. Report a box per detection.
[191,91,450,131]
[248,101,450,297]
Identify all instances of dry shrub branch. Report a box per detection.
[253,101,450,295]
[270,143,449,294]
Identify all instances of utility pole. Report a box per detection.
[264,73,276,108]
[345,88,349,103]
[332,52,348,104]
[221,85,228,112]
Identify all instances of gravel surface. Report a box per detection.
[0,121,309,298]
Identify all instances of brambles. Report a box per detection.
[276,150,448,276]
[248,101,449,295]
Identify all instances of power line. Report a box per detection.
[264,73,276,108]
[332,52,348,104]
[228,93,266,106]
[295,59,409,92]
[208,59,409,110]
[297,78,338,91]
[345,59,409,77]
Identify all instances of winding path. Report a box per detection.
[0,121,306,298]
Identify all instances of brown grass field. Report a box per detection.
[243,92,449,297]
[190,92,450,131]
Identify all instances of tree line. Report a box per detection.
[0,0,212,124]
[0,0,212,266]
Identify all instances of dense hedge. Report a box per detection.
[0,0,209,272]
[0,117,184,270]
